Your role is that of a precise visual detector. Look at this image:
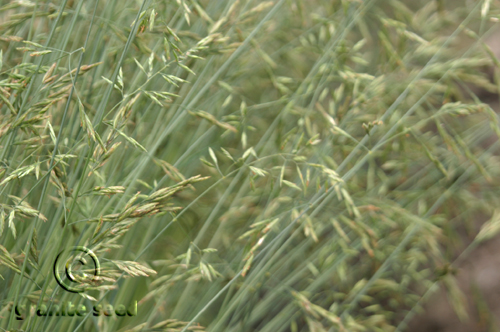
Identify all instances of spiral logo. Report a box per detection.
[53,246,100,293]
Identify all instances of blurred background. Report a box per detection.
[408,25,500,332]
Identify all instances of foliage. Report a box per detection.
[0,0,500,331]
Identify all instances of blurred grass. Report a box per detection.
[1,0,500,331]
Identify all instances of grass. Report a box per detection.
[1,0,500,331]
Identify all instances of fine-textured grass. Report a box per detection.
[1,0,500,331]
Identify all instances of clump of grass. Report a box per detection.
[1,0,500,331]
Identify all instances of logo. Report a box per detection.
[10,301,137,320]
[53,246,100,293]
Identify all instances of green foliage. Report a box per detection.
[0,0,500,331]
